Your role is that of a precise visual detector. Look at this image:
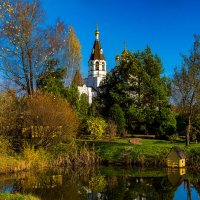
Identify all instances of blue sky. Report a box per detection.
[42,0,200,78]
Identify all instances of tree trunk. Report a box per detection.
[186,179,192,200]
[21,46,31,95]
[186,115,191,146]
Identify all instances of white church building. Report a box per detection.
[78,27,107,104]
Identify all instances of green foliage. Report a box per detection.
[89,175,107,193]
[99,47,175,136]
[37,59,67,97]
[86,117,107,139]
[88,100,101,117]
[65,85,80,111]
[78,93,89,118]
[109,104,126,135]
[22,146,50,169]
[66,86,89,119]
[168,134,179,143]
[157,107,176,138]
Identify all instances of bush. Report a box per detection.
[168,134,179,143]
[22,146,50,169]
[86,117,107,139]
[0,92,24,139]
[0,136,13,156]
[23,92,79,148]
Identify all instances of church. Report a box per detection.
[78,27,107,104]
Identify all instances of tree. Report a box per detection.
[0,1,81,94]
[0,0,47,95]
[78,93,89,118]
[36,59,67,97]
[172,35,200,146]
[99,47,175,136]
[65,85,80,111]
[65,27,82,85]
[72,67,83,86]
[109,104,126,135]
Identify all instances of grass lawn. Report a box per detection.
[78,138,200,166]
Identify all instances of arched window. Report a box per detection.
[102,62,105,71]
[95,61,99,70]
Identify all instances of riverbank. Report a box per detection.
[78,138,200,168]
[0,193,40,200]
[1,138,200,175]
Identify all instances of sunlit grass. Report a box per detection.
[79,138,200,167]
[0,193,40,200]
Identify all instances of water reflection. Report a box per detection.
[0,167,200,200]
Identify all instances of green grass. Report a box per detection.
[0,193,40,200]
[79,138,200,167]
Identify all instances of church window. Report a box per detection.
[102,62,105,71]
[95,62,99,70]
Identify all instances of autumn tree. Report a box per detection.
[65,27,82,85]
[23,92,78,148]
[172,35,200,146]
[0,0,47,95]
[0,0,82,94]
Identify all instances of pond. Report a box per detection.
[0,166,200,200]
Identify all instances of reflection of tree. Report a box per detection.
[3,168,200,200]
[89,175,107,193]
[152,176,178,200]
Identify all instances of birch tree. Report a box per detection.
[172,35,200,146]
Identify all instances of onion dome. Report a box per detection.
[115,55,120,61]
[121,49,128,59]
[95,23,100,40]
[121,41,128,59]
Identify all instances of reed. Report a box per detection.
[0,193,40,200]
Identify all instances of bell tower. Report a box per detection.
[85,25,107,90]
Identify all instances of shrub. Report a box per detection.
[0,92,24,140]
[23,92,79,148]
[0,136,13,156]
[168,134,179,143]
[86,117,107,139]
[22,146,50,169]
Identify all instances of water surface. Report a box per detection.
[0,167,199,200]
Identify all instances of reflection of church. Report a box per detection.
[78,26,107,104]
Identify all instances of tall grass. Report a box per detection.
[0,193,40,200]
[0,144,50,174]
[50,142,100,167]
